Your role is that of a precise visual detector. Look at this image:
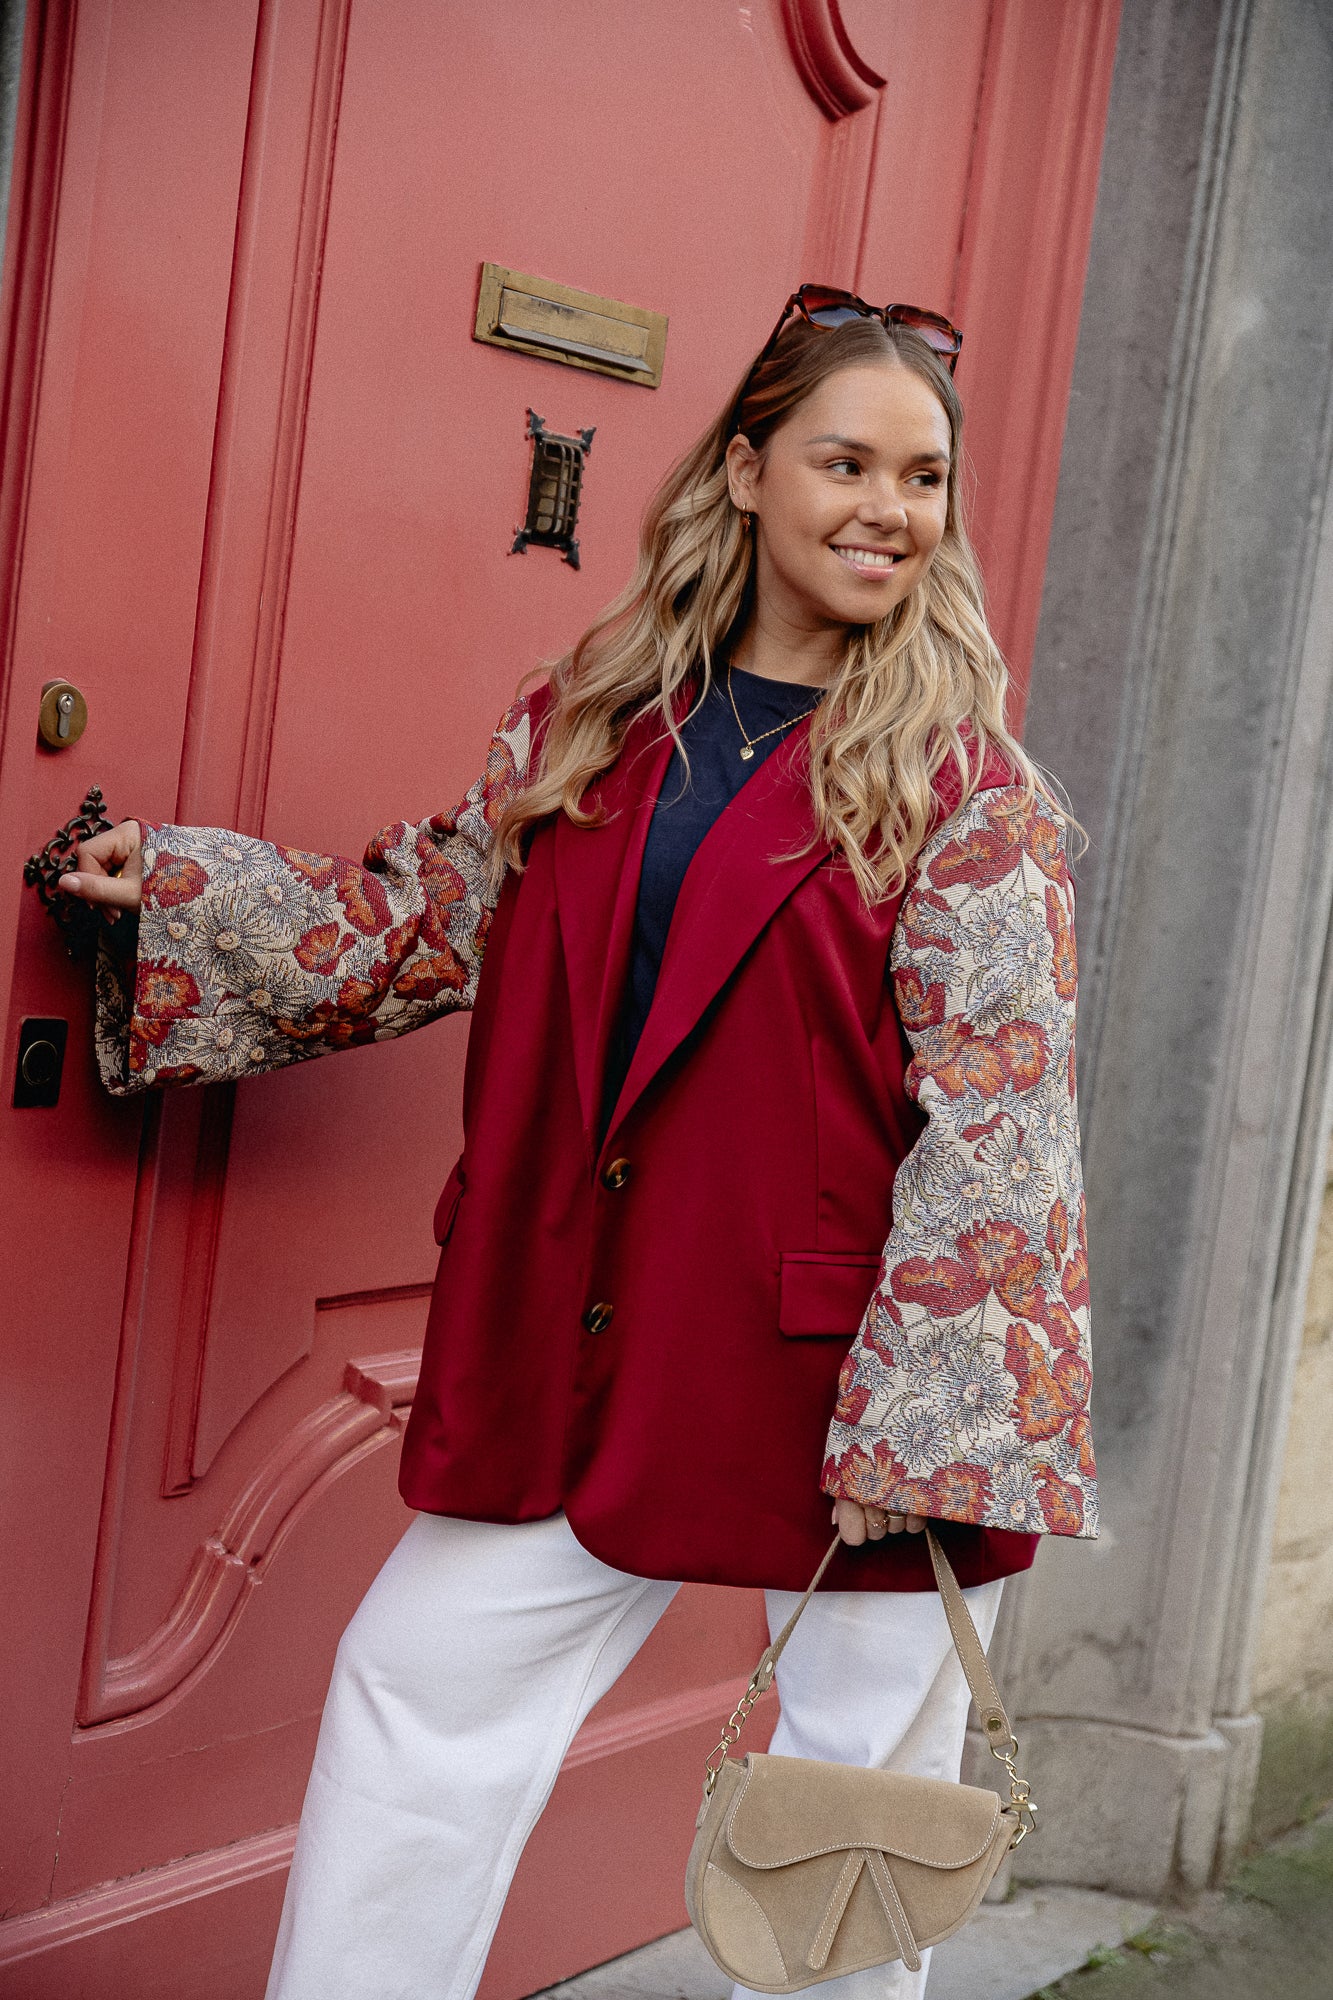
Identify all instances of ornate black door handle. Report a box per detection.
[24,785,114,959]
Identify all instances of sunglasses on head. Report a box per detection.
[733,284,963,431]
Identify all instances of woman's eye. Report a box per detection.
[827,458,861,476]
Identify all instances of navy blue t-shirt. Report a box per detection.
[599,666,823,1133]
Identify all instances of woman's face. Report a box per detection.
[726,361,952,639]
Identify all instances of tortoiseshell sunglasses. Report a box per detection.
[733,284,963,430]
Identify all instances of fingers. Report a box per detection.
[57,866,139,908]
[72,822,142,874]
[56,820,143,911]
[78,824,133,867]
[831,1499,928,1545]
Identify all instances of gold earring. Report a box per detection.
[740,509,753,533]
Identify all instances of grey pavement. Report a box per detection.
[527,1885,1158,1999]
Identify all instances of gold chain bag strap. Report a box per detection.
[684,1530,1036,1993]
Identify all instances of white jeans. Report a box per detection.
[265,1512,1003,2000]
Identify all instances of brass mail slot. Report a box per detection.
[473,263,667,387]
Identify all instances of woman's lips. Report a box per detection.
[831,545,906,579]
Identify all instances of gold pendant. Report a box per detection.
[739,744,754,761]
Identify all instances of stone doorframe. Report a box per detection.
[994,0,1333,1899]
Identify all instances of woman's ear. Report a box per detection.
[725,431,760,513]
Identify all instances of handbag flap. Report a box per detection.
[725,1753,1003,1871]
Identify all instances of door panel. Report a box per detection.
[0,2,1120,1991]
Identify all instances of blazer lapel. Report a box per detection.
[554,700,837,1153]
[603,718,833,1140]
[553,705,678,1145]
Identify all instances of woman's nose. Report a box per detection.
[859,488,909,530]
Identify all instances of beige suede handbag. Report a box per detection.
[684,1530,1036,1992]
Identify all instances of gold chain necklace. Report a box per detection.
[725,663,823,762]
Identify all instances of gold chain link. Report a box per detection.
[988,1731,1038,1847]
[703,1661,774,1796]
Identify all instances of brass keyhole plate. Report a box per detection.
[38,680,88,750]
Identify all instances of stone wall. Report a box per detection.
[1004,0,1333,1896]
[0,3,27,288]
[1251,1133,1333,1840]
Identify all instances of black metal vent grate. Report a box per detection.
[512,410,595,569]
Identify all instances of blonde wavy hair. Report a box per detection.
[494,313,1077,902]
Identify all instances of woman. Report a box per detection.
[62,289,1096,2000]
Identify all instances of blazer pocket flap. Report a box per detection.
[778,1252,881,1337]
[432,1159,466,1246]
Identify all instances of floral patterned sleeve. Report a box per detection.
[93,694,537,1096]
[821,783,1097,1540]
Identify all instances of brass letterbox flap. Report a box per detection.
[474,263,667,387]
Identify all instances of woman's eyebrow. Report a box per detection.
[803,432,950,466]
[805,433,873,451]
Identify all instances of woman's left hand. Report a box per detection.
[832,1499,927,1544]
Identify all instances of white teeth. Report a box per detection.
[833,547,900,571]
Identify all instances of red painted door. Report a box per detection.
[0,3,1119,1994]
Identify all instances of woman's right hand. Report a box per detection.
[56,819,144,916]
[832,1497,926,1544]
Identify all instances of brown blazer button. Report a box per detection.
[601,1157,632,1191]
[583,1301,614,1335]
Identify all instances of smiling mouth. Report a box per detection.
[831,546,906,578]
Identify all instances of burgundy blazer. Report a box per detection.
[396,694,1040,1591]
[100,687,1095,1592]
